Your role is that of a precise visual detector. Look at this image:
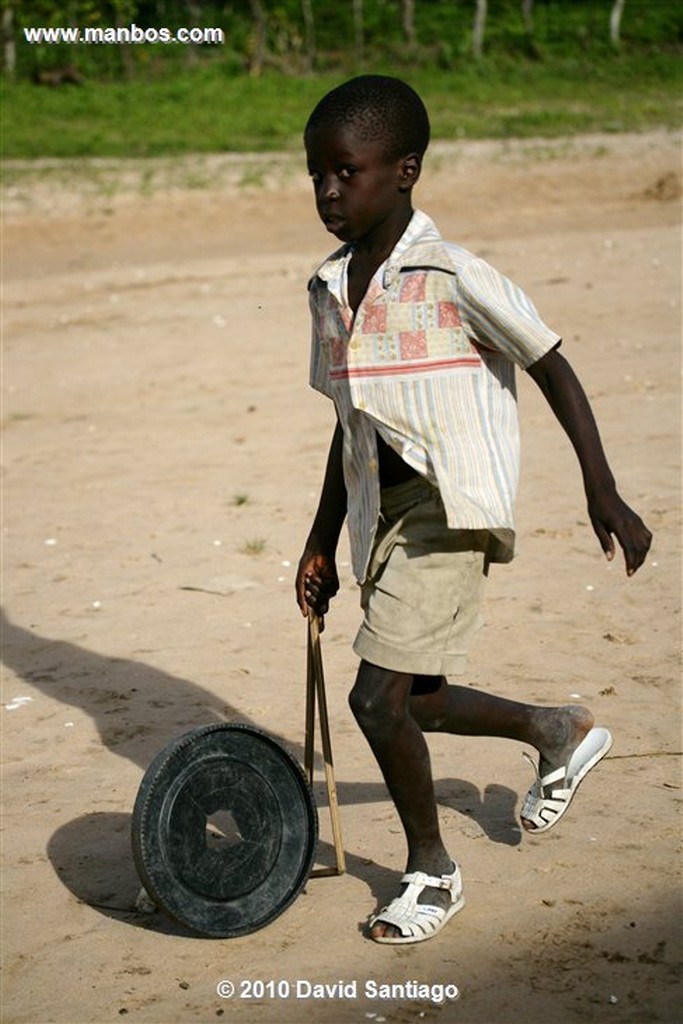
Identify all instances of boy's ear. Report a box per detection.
[398,153,422,192]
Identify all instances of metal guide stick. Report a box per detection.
[305,610,346,877]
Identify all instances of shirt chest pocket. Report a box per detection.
[355,273,480,368]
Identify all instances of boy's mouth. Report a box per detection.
[322,212,345,234]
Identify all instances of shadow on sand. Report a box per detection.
[3,607,521,935]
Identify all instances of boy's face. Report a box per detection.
[305,123,418,246]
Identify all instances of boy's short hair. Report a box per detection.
[305,75,430,161]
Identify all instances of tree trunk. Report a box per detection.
[185,1,201,67]
[353,0,364,69]
[248,0,267,77]
[2,4,16,79]
[403,0,417,49]
[473,0,487,60]
[301,0,316,71]
[609,0,626,49]
[116,7,136,80]
[521,0,534,36]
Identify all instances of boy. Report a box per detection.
[295,76,651,944]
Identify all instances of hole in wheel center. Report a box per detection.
[205,809,243,851]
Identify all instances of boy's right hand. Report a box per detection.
[296,551,339,628]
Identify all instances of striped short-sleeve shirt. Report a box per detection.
[308,209,561,583]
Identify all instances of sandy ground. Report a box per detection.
[2,131,681,1024]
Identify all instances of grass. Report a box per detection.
[1,52,680,160]
[241,538,267,556]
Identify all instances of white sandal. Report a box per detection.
[521,726,613,833]
[369,865,465,945]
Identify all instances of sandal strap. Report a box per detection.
[521,751,568,791]
[400,867,461,902]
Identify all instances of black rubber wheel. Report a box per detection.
[131,723,318,937]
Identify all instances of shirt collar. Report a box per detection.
[309,209,457,291]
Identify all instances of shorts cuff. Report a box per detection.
[353,627,468,677]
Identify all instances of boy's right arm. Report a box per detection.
[296,419,347,625]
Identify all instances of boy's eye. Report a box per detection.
[308,170,321,185]
[338,166,356,180]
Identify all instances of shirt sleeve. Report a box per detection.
[457,256,561,369]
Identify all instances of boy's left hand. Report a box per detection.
[587,489,652,576]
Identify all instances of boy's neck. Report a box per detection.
[347,204,413,313]
[353,204,414,260]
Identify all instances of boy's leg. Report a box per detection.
[350,661,598,940]
[349,660,455,941]
[408,675,596,805]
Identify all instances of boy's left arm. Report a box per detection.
[526,347,652,575]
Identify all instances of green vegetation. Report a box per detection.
[241,538,267,556]
[2,58,680,159]
[1,1,681,159]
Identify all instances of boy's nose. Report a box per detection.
[321,177,340,200]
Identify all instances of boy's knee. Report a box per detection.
[348,682,379,725]
[348,661,409,729]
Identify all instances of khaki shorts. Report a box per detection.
[353,477,489,676]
